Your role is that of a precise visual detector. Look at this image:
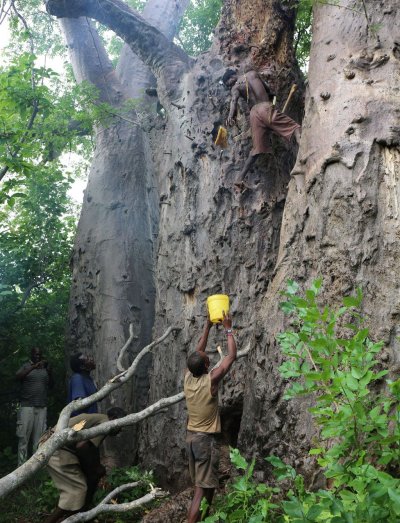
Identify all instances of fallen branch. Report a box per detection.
[116,323,137,372]
[0,325,251,501]
[56,325,176,430]
[0,325,178,498]
[62,482,168,522]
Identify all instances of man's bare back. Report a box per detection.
[233,70,271,108]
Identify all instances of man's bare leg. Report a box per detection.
[188,486,215,523]
[203,488,215,519]
[234,154,258,191]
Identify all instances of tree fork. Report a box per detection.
[46,0,192,102]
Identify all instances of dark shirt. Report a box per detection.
[17,362,49,407]
[68,372,98,415]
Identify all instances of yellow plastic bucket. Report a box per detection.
[207,294,230,323]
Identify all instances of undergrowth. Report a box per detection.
[203,280,400,522]
[0,462,159,523]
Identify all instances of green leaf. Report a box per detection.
[282,500,304,518]
[309,448,324,455]
[230,448,248,470]
[388,488,400,514]
[306,504,325,519]
[343,295,361,307]
[265,455,286,468]
[345,374,359,391]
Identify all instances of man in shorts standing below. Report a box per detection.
[184,310,237,523]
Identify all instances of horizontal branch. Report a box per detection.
[56,325,176,430]
[0,324,250,500]
[0,325,178,498]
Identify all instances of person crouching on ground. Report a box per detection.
[43,407,126,523]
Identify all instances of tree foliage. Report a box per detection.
[292,0,313,70]
[0,9,94,455]
[0,53,94,191]
[0,163,78,450]
[178,0,223,56]
[4,0,64,56]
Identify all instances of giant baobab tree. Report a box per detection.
[45,0,399,494]
[46,0,303,480]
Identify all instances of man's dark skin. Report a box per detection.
[80,355,96,372]
[16,347,54,387]
[225,69,301,189]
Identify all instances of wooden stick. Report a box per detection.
[281,84,297,114]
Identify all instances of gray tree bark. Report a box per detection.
[46,0,303,484]
[54,0,189,464]
[239,0,400,484]
[51,0,398,493]
[47,0,304,484]
[136,0,304,488]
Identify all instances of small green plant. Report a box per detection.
[203,448,278,522]
[94,465,155,504]
[33,476,59,511]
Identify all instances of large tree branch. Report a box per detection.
[59,16,126,105]
[46,0,192,102]
[56,325,177,430]
[116,0,190,100]
[0,325,178,498]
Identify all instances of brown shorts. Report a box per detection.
[250,102,300,156]
[186,431,220,489]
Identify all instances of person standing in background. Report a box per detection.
[68,353,98,415]
[15,347,54,465]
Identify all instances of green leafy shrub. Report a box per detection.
[276,280,400,521]
[204,281,400,522]
[203,448,278,522]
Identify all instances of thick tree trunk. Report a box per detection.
[47,0,303,484]
[59,1,189,464]
[239,0,400,483]
[46,0,400,495]
[136,0,303,489]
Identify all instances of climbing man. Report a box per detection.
[184,310,237,523]
[223,68,301,190]
[44,407,126,523]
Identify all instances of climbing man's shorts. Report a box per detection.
[186,431,220,489]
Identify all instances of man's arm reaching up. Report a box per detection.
[195,316,213,353]
[210,312,237,396]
